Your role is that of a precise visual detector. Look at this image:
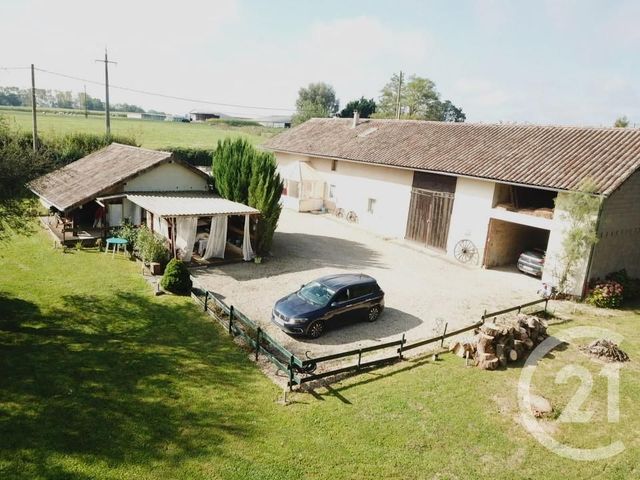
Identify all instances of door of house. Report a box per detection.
[405,188,455,250]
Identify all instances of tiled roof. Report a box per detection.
[263,119,640,195]
[28,143,206,211]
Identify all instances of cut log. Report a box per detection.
[476,353,500,370]
[476,333,495,355]
[508,349,518,362]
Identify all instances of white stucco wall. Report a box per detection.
[446,178,495,261]
[123,161,208,192]
[589,170,640,279]
[275,152,414,238]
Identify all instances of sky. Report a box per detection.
[0,0,638,126]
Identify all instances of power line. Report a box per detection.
[33,67,296,113]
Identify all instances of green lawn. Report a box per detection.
[1,228,638,479]
[1,109,276,149]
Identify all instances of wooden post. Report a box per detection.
[30,64,38,152]
[288,355,295,391]
[229,306,234,335]
[357,349,362,369]
[544,298,549,314]
[440,322,448,347]
[399,333,405,360]
[204,290,209,312]
[255,327,261,361]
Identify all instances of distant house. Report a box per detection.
[126,112,166,121]
[256,115,292,129]
[189,109,223,122]
[28,143,258,262]
[263,118,640,296]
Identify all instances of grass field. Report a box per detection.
[0,109,277,149]
[0,228,638,479]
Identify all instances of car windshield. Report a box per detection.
[298,281,335,306]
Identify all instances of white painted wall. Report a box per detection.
[123,161,208,192]
[446,178,495,261]
[275,152,414,238]
[590,170,640,279]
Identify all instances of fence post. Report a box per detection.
[255,327,261,361]
[229,306,234,335]
[544,298,549,315]
[204,290,209,312]
[440,322,448,347]
[288,355,295,391]
[399,333,405,360]
[357,349,362,369]
[517,305,522,313]
[482,309,487,322]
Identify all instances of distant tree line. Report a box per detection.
[0,86,147,113]
[293,73,466,125]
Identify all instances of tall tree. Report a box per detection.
[339,97,376,118]
[614,116,630,128]
[212,138,283,255]
[293,82,339,125]
[376,73,465,122]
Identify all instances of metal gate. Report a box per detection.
[405,188,454,250]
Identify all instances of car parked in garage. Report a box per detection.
[517,248,546,277]
[271,273,385,338]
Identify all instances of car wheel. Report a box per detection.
[307,320,325,339]
[368,306,381,322]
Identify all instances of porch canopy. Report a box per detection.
[126,192,259,262]
[278,161,325,212]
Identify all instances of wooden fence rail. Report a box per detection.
[191,282,546,389]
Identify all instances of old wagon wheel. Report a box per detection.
[346,210,358,224]
[454,239,478,264]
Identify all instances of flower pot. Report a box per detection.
[150,262,164,275]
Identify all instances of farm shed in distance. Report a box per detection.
[263,118,640,297]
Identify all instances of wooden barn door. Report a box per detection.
[405,172,456,251]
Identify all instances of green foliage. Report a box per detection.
[116,220,138,250]
[554,179,602,294]
[165,146,215,167]
[212,138,283,255]
[606,269,640,301]
[206,118,262,127]
[376,73,465,122]
[248,153,283,254]
[136,226,169,264]
[160,258,192,294]
[339,97,376,118]
[293,82,339,125]
[614,116,630,128]
[586,280,623,308]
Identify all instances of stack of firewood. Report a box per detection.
[580,339,629,362]
[450,314,548,370]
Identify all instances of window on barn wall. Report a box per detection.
[367,198,376,214]
[329,184,336,199]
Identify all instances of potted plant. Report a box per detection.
[137,226,169,275]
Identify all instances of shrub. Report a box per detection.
[586,280,624,308]
[164,146,215,167]
[136,226,169,264]
[116,220,138,250]
[160,258,192,294]
[606,269,640,301]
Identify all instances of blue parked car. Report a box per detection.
[271,274,385,338]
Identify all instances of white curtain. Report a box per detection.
[175,216,198,262]
[242,214,254,261]
[203,216,227,260]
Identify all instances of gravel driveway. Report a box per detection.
[191,209,540,358]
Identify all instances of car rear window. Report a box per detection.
[351,283,375,299]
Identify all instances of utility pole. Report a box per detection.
[395,70,403,120]
[30,64,38,152]
[95,49,116,136]
[84,84,88,119]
